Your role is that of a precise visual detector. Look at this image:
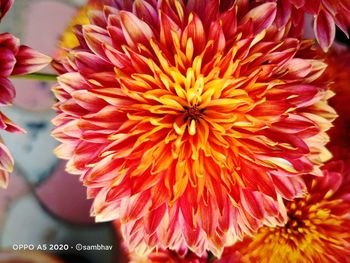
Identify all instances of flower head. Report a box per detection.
[216,159,350,263]
[0,11,51,188]
[53,0,335,256]
[259,0,350,51]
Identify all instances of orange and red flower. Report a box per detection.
[216,159,350,263]
[259,0,350,51]
[0,1,51,188]
[52,0,335,257]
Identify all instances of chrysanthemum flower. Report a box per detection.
[52,0,336,256]
[258,0,350,51]
[324,47,350,159]
[216,159,350,263]
[0,1,51,188]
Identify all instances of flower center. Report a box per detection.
[183,105,204,122]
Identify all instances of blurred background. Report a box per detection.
[0,0,126,262]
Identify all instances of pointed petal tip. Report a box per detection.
[12,46,52,76]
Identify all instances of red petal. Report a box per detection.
[181,13,206,53]
[186,0,219,28]
[120,11,154,48]
[303,0,321,14]
[83,25,112,60]
[0,32,19,53]
[275,0,292,27]
[0,112,24,133]
[334,13,350,38]
[314,9,335,52]
[208,20,226,53]
[240,2,277,34]
[145,203,166,235]
[159,11,181,48]
[0,0,14,21]
[240,189,264,220]
[271,173,304,200]
[12,46,51,75]
[124,191,151,222]
[133,0,159,28]
[0,77,14,105]
[0,47,15,76]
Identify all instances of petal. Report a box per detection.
[0,47,16,77]
[120,11,154,48]
[303,0,321,14]
[0,141,14,173]
[240,189,264,220]
[12,46,52,75]
[314,9,335,52]
[240,3,277,34]
[83,25,112,60]
[271,173,305,200]
[0,169,8,188]
[284,58,312,78]
[133,0,159,27]
[275,0,292,27]
[145,203,166,235]
[0,0,14,21]
[0,112,25,133]
[181,13,206,53]
[0,32,19,53]
[0,77,14,105]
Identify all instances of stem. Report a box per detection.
[11,73,58,82]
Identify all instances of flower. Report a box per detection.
[0,1,51,188]
[258,0,350,51]
[216,159,350,263]
[325,47,350,159]
[52,0,335,257]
